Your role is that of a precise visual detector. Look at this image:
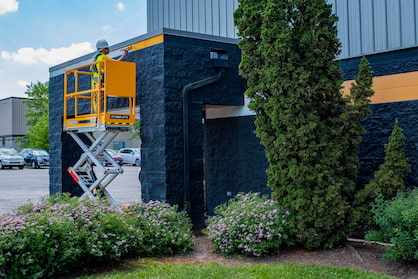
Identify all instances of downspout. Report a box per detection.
[182,68,225,211]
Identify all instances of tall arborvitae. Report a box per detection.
[351,119,411,231]
[235,0,373,248]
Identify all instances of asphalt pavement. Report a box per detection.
[0,165,141,215]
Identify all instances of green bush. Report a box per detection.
[0,194,193,278]
[350,119,411,233]
[366,189,418,262]
[125,201,194,256]
[205,192,292,257]
[235,0,375,249]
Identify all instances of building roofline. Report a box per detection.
[49,28,240,77]
[0,96,28,102]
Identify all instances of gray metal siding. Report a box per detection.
[0,97,28,137]
[11,98,28,135]
[0,99,12,136]
[331,0,418,59]
[148,0,418,59]
[147,0,239,38]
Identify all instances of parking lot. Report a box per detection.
[0,165,141,215]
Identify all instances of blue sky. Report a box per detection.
[0,0,147,100]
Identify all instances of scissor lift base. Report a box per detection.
[67,128,126,209]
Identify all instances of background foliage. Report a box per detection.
[15,81,49,150]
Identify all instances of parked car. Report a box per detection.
[97,149,124,166]
[19,148,50,169]
[0,148,25,169]
[118,148,141,166]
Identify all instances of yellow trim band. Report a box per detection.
[132,34,164,51]
[342,71,418,104]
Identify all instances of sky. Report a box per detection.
[0,0,147,100]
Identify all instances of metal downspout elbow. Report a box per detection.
[182,68,225,212]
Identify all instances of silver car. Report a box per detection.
[118,148,141,166]
[0,148,25,169]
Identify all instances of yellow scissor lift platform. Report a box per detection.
[64,59,136,209]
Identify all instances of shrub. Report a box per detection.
[205,192,292,257]
[0,194,143,278]
[350,119,411,233]
[0,195,193,278]
[366,189,418,262]
[126,201,194,256]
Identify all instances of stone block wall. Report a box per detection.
[204,116,270,215]
[341,48,418,188]
[158,35,245,225]
[49,31,245,227]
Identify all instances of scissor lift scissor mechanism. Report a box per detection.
[63,59,136,209]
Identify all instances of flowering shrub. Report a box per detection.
[126,201,194,256]
[0,194,193,278]
[205,192,292,257]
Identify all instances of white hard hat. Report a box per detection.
[96,39,109,50]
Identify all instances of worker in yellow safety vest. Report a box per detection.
[91,39,130,113]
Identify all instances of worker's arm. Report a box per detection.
[117,48,130,61]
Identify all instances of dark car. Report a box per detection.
[19,148,50,169]
[97,149,124,166]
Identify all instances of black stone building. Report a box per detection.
[49,26,418,228]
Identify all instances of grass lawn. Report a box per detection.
[81,261,394,279]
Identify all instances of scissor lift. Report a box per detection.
[63,59,136,209]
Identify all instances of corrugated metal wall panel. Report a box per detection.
[0,98,27,137]
[360,0,374,54]
[387,0,401,49]
[226,0,236,38]
[401,0,416,47]
[0,99,12,136]
[219,0,227,37]
[147,0,238,38]
[416,1,418,45]
[335,0,350,57]
[373,1,388,52]
[147,0,418,58]
[333,0,418,59]
[348,0,361,56]
[205,1,212,35]
[180,0,187,31]
[212,0,220,36]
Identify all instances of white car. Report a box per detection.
[0,148,25,169]
[118,148,141,166]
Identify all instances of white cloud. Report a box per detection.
[102,25,111,31]
[117,2,125,11]
[0,0,19,15]
[17,80,29,88]
[1,42,94,66]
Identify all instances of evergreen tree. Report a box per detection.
[16,81,49,150]
[352,119,411,231]
[235,0,373,248]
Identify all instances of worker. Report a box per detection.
[91,39,130,113]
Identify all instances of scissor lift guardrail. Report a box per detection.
[63,59,136,209]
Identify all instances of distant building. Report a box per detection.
[0,97,28,150]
